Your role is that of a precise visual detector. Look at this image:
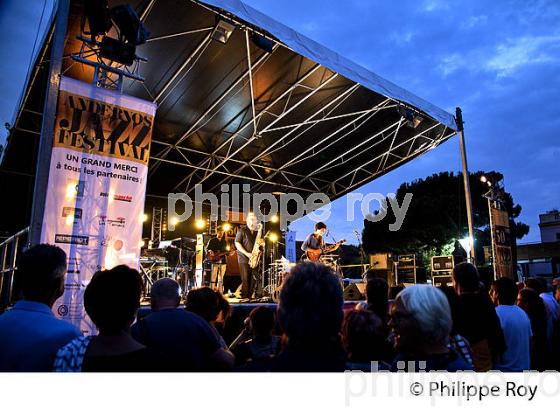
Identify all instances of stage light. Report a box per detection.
[270,214,279,223]
[170,217,179,227]
[195,219,206,229]
[100,36,136,66]
[398,105,423,128]
[225,245,231,251]
[459,236,473,255]
[65,215,73,226]
[480,175,488,183]
[109,4,150,45]
[222,223,231,232]
[65,183,78,199]
[268,233,278,242]
[251,33,274,53]
[84,0,112,38]
[142,213,148,223]
[212,20,235,44]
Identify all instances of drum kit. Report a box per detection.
[265,253,341,302]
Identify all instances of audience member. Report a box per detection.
[452,262,505,371]
[54,266,165,371]
[131,278,234,370]
[342,310,391,371]
[517,288,548,371]
[365,276,389,323]
[490,277,532,372]
[186,287,232,349]
[389,284,472,371]
[230,306,281,368]
[0,244,81,371]
[272,262,345,371]
[525,277,559,349]
[438,285,474,367]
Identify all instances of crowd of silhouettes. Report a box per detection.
[1,244,559,372]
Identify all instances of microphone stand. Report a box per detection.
[354,230,368,279]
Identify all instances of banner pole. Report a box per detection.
[456,107,476,264]
[28,0,70,247]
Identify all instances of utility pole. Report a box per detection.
[456,107,476,263]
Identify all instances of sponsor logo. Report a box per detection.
[114,194,132,202]
[62,207,82,219]
[55,234,89,245]
[99,216,126,228]
[100,192,132,202]
[57,305,69,317]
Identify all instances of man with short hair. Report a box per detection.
[452,262,505,371]
[0,244,81,371]
[131,278,234,370]
[235,212,262,299]
[490,277,532,372]
[271,262,346,371]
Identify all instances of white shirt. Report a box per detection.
[494,304,532,372]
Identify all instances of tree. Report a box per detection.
[362,171,529,261]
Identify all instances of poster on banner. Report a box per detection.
[490,206,513,280]
[285,231,297,263]
[40,76,156,334]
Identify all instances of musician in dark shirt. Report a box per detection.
[206,229,229,292]
[235,212,261,299]
[301,222,327,253]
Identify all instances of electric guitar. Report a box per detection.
[206,249,235,262]
[305,239,346,262]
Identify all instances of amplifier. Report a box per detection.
[398,254,416,269]
[432,255,455,272]
[432,275,453,287]
[369,253,393,270]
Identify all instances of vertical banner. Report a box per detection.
[41,77,156,334]
[285,231,297,263]
[490,206,513,280]
[195,233,204,287]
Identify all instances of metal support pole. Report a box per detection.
[28,0,70,247]
[456,107,476,264]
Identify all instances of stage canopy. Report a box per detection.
[1,0,458,232]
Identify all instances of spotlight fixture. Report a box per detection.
[100,36,136,66]
[398,105,424,128]
[109,4,150,46]
[222,223,232,232]
[251,33,274,53]
[268,233,278,242]
[270,214,279,223]
[212,20,235,44]
[84,0,112,38]
[195,219,206,229]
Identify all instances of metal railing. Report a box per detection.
[0,227,29,312]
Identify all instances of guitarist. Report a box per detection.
[301,222,342,262]
[205,228,231,292]
[235,212,263,300]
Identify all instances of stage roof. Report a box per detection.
[2,0,458,230]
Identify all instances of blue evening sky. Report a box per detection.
[1,0,559,244]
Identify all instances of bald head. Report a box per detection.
[151,278,181,311]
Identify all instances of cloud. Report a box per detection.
[460,15,488,29]
[438,53,466,77]
[420,0,450,12]
[486,34,560,77]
